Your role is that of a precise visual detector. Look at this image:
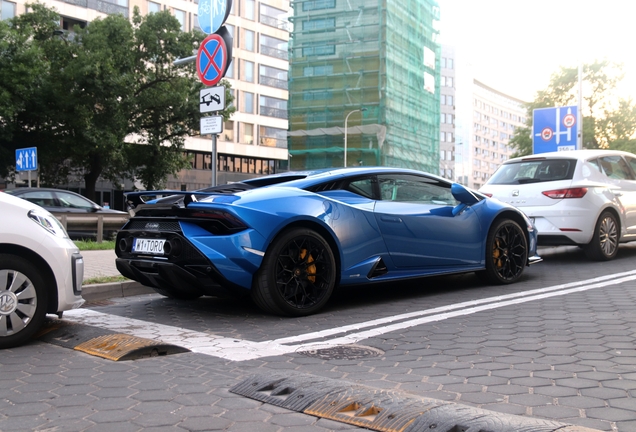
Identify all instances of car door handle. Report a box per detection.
[380,216,402,223]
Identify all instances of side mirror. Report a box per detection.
[451,183,479,216]
[451,183,479,205]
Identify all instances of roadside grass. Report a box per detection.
[74,240,116,250]
[84,275,129,285]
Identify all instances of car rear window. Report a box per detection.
[488,159,576,185]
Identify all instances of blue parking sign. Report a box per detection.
[533,106,579,154]
[15,147,37,172]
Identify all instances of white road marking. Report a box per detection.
[64,270,636,361]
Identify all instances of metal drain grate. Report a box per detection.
[298,344,384,360]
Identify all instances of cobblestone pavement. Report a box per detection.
[3,245,636,430]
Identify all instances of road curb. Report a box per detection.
[81,280,155,302]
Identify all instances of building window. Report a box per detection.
[1,0,14,20]
[225,59,234,78]
[260,126,287,148]
[302,41,335,57]
[243,92,254,114]
[303,17,335,32]
[223,121,235,142]
[244,0,255,20]
[174,9,185,31]
[260,95,287,119]
[244,123,254,145]
[303,0,335,11]
[148,1,160,13]
[303,65,333,76]
[245,29,255,51]
[244,60,254,82]
[303,89,332,101]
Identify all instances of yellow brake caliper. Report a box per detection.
[300,249,316,283]
[493,238,503,268]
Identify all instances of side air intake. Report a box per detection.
[368,258,388,279]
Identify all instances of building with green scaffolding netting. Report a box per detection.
[287,0,440,172]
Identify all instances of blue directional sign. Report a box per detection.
[533,106,579,154]
[198,0,232,35]
[15,147,37,172]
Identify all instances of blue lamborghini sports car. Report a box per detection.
[115,167,541,316]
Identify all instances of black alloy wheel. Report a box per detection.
[482,219,528,284]
[252,228,336,316]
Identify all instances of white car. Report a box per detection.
[480,150,636,261]
[0,192,85,348]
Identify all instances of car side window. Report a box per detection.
[57,192,95,209]
[344,178,375,199]
[624,156,636,178]
[377,174,458,205]
[599,156,634,180]
[19,191,56,207]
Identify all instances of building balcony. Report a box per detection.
[259,75,288,90]
[259,13,291,31]
[61,0,129,17]
[260,106,287,119]
[260,45,288,60]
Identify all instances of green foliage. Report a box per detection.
[509,60,636,157]
[0,3,235,197]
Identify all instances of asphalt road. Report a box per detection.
[4,244,636,431]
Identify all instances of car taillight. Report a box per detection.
[482,192,493,198]
[542,187,588,199]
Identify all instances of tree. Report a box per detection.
[509,60,636,157]
[0,3,235,199]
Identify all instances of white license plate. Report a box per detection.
[133,238,166,255]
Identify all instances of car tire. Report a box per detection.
[0,254,49,349]
[252,227,336,316]
[481,219,528,284]
[150,286,203,300]
[584,211,619,261]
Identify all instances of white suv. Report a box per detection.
[480,150,636,261]
[0,192,85,348]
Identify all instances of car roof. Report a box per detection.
[505,149,636,164]
[7,187,82,194]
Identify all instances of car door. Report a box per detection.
[616,155,636,234]
[54,191,99,213]
[373,174,483,268]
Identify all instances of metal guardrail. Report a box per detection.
[54,213,129,243]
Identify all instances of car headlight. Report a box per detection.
[28,209,69,238]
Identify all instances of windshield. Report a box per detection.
[488,159,576,185]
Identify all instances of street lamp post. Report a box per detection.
[344,108,367,167]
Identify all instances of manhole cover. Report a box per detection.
[298,344,384,360]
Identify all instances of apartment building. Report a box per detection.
[287,0,441,173]
[439,44,455,180]
[3,0,290,206]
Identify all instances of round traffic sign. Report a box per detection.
[198,0,232,35]
[196,34,227,87]
[541,127,553,141]
[563,113,576,128]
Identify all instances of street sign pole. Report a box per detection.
[212,134,217,187]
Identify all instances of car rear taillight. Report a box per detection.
[482,192,493,198]
[542,188,588,199]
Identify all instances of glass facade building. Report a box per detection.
[287,0,441,172]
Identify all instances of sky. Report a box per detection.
[437,0,636,102]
